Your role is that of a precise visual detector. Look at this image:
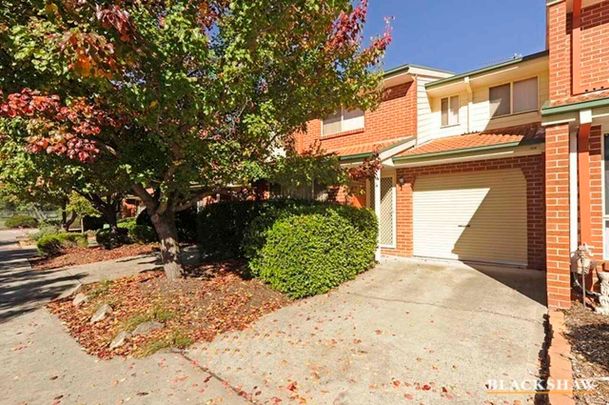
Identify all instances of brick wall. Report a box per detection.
[296,81,417,153]
[548,0,572,101]
[380,155,546,270]
[547,0,609,101]
[545,124,572,309]
[578,1,609,92]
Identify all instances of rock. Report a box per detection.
[109,331,131,349]
[72,293,88,307]
[89,304,112,324]
[132,321,164,336]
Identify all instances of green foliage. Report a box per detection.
[119,218,157,244]
[267,144,348,198]
[66,193,97,217]
[30,222,62,241]
[196,201,269,259]
[95,227,130,250]
[247,206,377,299]
[5,214,38,228]
[0,0,389,270]
[197,199,377,298]
[36,232,88,256]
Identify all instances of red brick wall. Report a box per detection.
[547,0,609,101]
[548,1,572,101]
[545,124,571,309]
[380,155,546,270]
[578,1,609,92]
[295,81,417,153]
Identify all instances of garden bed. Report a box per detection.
[47,261,289,358]
[564,304,609,404]
[31,243,157,271]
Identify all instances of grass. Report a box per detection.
[88,280,113,299]
[122,303,176,332]
[136,329,193,357]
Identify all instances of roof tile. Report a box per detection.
[395,123,544,158]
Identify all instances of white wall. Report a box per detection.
[423,68,549,143]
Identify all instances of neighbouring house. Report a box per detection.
[294,0,609,309]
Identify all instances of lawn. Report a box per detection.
[47,261,289,358]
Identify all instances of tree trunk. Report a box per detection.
[99,206,119,233]
[64,211,78,231]
[149,210,184,280]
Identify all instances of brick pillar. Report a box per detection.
[545,124,572,308]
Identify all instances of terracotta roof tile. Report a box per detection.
[395,123,544,158]
[326,137,413,158]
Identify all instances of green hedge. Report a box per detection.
[197,201,266,259]
[119,218,157,244]
[197,200,377,298]
[37,232,88,256]
[5,215,38,229]
[95,227,131,249]
[247,206,377,298]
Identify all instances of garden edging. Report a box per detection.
[547,309,575,405]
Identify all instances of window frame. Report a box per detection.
[489,76,539,119]
[441,95,460,127]
[321,107,365,137]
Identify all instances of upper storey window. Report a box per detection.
[322,108,364,136]
[490,77,538,118]
[441,96,459,127]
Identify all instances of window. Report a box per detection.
[490,84,511,117]
[490,77,538,117]
[322,108,364,136]
[441,96,460,126]
[513,77,538,113]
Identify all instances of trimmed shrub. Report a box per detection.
[197,201,267,259]
[5,215,38,229]
[37,232,88,256]
[96,227,130,249]
[248,208,377,299]
[119,218,157,244]
[197,199,326,259]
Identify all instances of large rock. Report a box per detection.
[132,321,164,336]
[109,331,131,349]
[72,293,88,307]
[89,304,112,324]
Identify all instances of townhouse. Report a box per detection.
[295,0,609,309]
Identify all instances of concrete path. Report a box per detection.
[0,227,548,404]
[186,258,547,404]
[0,229,246,405]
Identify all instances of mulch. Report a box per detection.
[47,261,290,359]
[31,244,158,271]
[564,304,609,405]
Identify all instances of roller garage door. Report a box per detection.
[413,168,528,266]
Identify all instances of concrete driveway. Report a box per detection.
[187,258,547,404]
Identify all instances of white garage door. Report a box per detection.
[413,168,528,266]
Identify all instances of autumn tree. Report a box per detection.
[0,0,391,279]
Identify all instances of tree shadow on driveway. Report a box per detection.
[0,245,85,324]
